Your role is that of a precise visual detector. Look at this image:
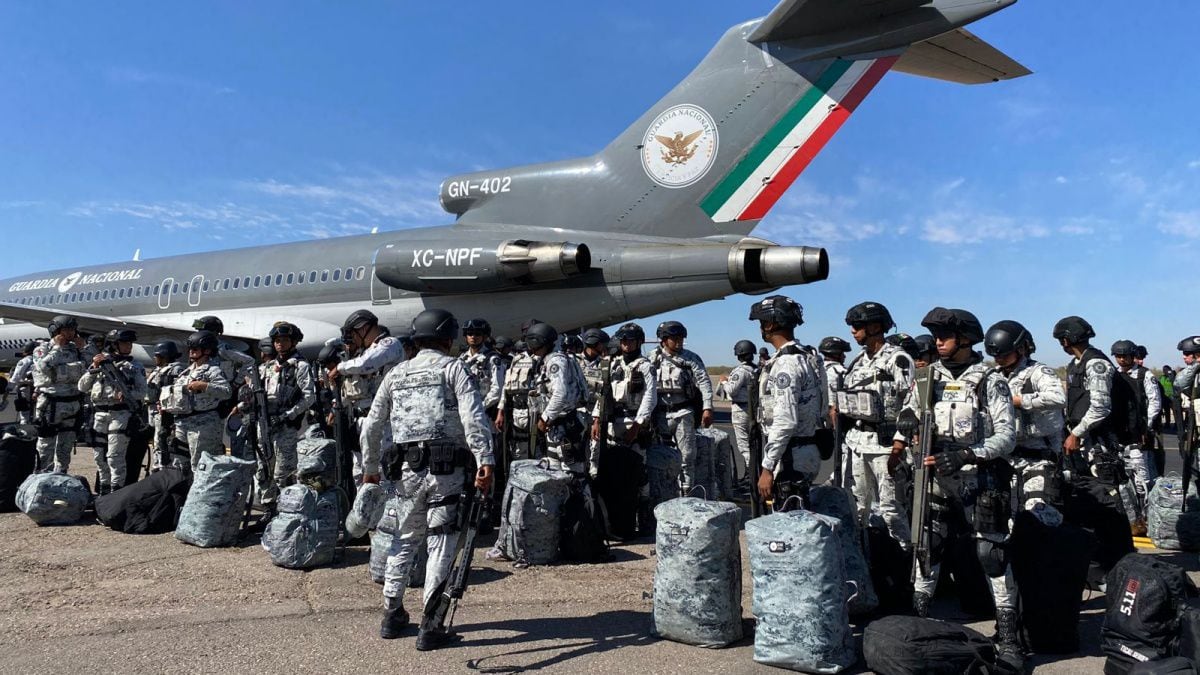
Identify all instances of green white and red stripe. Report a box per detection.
[700,56,897,223]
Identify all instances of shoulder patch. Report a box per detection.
[1089,361,1108,375]
[773,372,791,389]
[894,354,912,371]
[549,363,560,375]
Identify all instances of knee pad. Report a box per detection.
[977,539,1009,578]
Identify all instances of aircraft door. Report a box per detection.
[187,274,204,307]
[158,277,175,310]
[370,245,393,305]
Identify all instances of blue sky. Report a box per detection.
[1,1,1197,368]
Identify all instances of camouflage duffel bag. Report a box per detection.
[369,495,427,588]
[175,453,255,548]
[16,472,91,525]
[807,485,878,616]
[497,459,572,566]
[262,483,340,569]
[345,482,387,539]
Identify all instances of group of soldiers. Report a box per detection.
[4,297,1192,662]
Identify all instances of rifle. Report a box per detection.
[221,349,275,502]
[318,345,354,501]
[1183,395,1198,513]
[595,357,612,465]
[97,356,150,477]
[420,484,492,635]
[908,365,937,583]
[746,365,767,518]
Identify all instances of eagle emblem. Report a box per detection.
[656,130,703,165]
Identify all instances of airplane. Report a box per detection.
[0,0,1028,366]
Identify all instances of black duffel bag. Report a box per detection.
[1128,657,1199,674]
[1103,554,1197,675]
[863,615,996,675]
[0,426,37,512]
[95,467,191,534]
[1011,510,1095,653]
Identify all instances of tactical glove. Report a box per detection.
[934,448,975,476]
[896,408,919,435]
[269,414,285,428]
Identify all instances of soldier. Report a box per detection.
[723,339,758,491]
[77,329,148,494]
[913,334,938,369]
[818,336,851,419]
[494,336,515,368]
[1111,339,1161,533]
[1174,337,1200,439]
[258,336,276,361]
[161,331,232,468]
[563,333,584,357]
[330,309,405,483]
[984,321,1065,522]
[146,341,185,470]
[748,295,825,505]
[257,322,317,498]
[650,321,714,495]
[577,328,611,471]
[398,333,418,361]
[838,302,914,546]
[459,319,506,419]
[527,323,590,474]
[10,340,39,425]
[886,332,920,361]
[81,334,105,362]
[897,308,1019,668]
[592,323,658,532]
[361,308,494,649]
[32,316,87,473]
[496,322,545,461]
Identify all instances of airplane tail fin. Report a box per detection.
[444,0,1027,238]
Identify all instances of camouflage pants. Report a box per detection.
[267,422,300,487]
[173,411,223,469]
[34,397,81,473]
[656,408,698,492]
[606,417,649,498]
[845,427,910,547]
[913,466,1017,609]
[382,466,464,608]
[545,417,587,475]
[507,408,536,461]
[730,404,752,473]
[1120,443,1156,525]
[92,410,133,488]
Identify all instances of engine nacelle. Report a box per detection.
[374,239,591,294]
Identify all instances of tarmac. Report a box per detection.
[1,402,1196,674]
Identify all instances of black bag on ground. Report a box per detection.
[95,467,191,534]
[940,534,994,618]
[596,442,643,541]
[863,615,996,675]
[1102,554,1197,674]
[559,480,610,563]
[1128,657,1199,675]
[1065,474,1135,575]
[1177,601,1200,665]
[123,423,153,484]
[0,427,37,512]
[866,523,914,614]
[1010,510,1095,654]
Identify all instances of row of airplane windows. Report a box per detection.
[5,266,369,308]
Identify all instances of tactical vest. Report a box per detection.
[534,353,586,413]
[343,336,401,404]
[610,356,648,413]
[1119,367,1150,437]
[1067,348,1137,443]
[838,346,906,424]
[728,363,756,405]
[1008,360,1063,444]
[758,344,805,426]
[579,354,608,408]
[503,354,540,409]
[388,358,461,445]
[460,349,498,396]
[653,349,694,397]
[930,364,994,447]
[36,346,86,391]
[264,356,303,415]
[85,359,138,406]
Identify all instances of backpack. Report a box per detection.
[558,480,610,563]
[747,510,856,672]
[1127,658,1199,675]
[1064,473,1136,577]
[1102,554,1198,674]
[1147,474,1200,551]
[95,467,191,534]
[175,453,256,548]
[1010,509,1095,653]
[497,459,572,566]
[807,485,878,617]
[368,495,426,588]
[595,442,644,540]
[652,498,743,647]
[866,522,914,614]
[261,483,341,569]
[15,473,91,525]
[0,427,37,512]
[863,615,997,675]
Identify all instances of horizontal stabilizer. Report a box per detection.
[894,27,1030,84]
[749,0,928,43]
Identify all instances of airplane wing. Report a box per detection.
[748,0,929,42]
[894,27,1030,84]
[0,302,196,344]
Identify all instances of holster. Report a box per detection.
[973,459,1013,536]
[550,413,588,463]
[401,442,465,476]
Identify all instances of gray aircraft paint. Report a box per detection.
[0,0,1026,366]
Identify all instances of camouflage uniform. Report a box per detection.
[650,347,714,493]
[10,353,37,425]
[838,342,914,545]
[499,352,542,460]
[160,361,232,468]
[260,354,317,491]
[77,356,147,489]
[725,361,756,474]
[758,341,824,485]
[1117,362,1162,519]
[902,356,1018,609]
[578,351,610,476]
[146,361,186,470]
[534,351,589,474]
[1004,357,1066,519]
[338,334,405,481]
[32,342,87,472]
[363,348,494,608]
[595,352,658,492]
[459,346,506,412]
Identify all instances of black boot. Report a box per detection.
[380,597,409,639]
[995,607,1025,672]
[416,626,461,651]
[98,482,111,497]
[913,591,931,618]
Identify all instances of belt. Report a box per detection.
[42,393,84,403]
[93,404,130,412]
[658,400,693,413]
[174,409,217,420]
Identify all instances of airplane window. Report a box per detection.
[274,273,282,286]
[128,287,133,297]
[172,283,180,294]
[356,266,366,280]
[308,271,317,283]
[183,283,190,294]
[263,275,271,287]
[233,278,240,289]
[297,271,306,284]
[118,289,125,299]
[243,276,250,288]
[321,270,329,283]
[203,281,210,292]
[100,290,107,300]
[332,269,341,281]
[344,267,353,280]
[152,285,158,296]
[286,273,294,285]
[253,276,261,288]
[134,288,140,298]
[221,279,228,291]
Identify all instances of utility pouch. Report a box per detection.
[428,444,461,476]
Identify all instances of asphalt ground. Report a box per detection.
[1,401,1196,674]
